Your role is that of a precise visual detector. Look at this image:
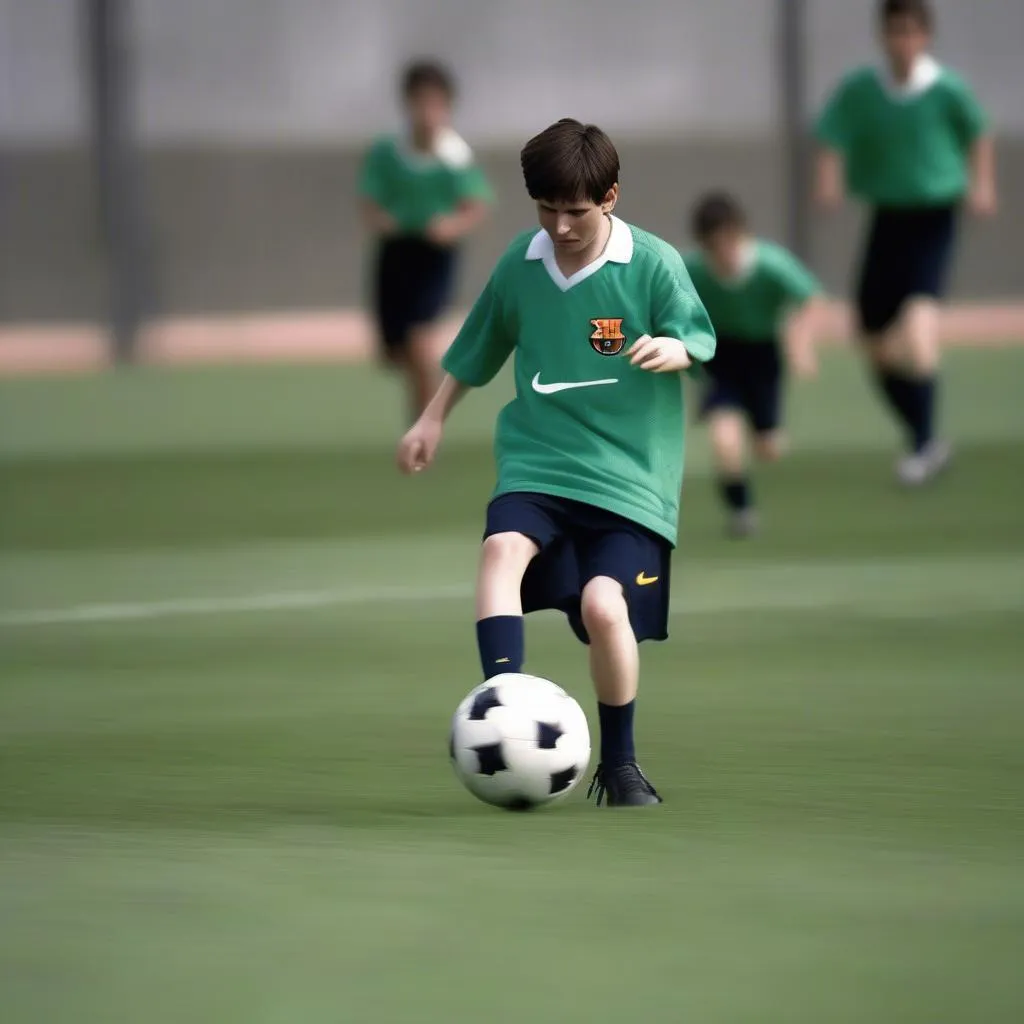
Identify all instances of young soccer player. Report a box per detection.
[397,119,715,806]
[359,61,493,420]
[684,193,823,537]
[814,0,996,485]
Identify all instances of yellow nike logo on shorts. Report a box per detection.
[635,572,659,586]
[495,657,510,664]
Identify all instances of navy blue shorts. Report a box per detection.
[484,492,672,645]
[699,336,783,434]
[374,236,457,353]
[857,205,958,335]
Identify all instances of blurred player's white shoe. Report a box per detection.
[896,439,952,486]
[728,508,760,538]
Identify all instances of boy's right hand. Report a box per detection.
[397,416,443,474]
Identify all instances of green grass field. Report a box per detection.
[2,349,1023,1023]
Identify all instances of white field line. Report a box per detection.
[1,564,1020,628]
[0,583,473,627]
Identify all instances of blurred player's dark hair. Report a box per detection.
[401,60,456,100]
[691,192,747,240]
[879,0,932,29]
[520,119,620,204]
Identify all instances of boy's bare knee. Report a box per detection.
[709,411,746,472]
[481,532,537,569]
[901,299,941,375]
[580,577,629,637]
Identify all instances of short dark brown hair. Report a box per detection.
[879,0,932,30]
[520,119,619,204]
[691,192,747,241]
[401,60,455,100]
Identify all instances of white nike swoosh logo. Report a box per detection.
[531,372,618,395]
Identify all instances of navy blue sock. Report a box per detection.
[476,616,524,679]
[875,370,917,440]
[719,477,752,512]
[598,700,636,766]
[905,376,937,452]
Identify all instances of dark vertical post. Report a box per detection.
[778,0,809,259]
[83,0,150,364]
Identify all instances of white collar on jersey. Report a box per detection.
[397,127,473,170]
[880,54,941,99]
[711,238,759,287]
[525,214,633,292]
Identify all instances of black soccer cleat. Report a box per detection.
[586,762,663,807]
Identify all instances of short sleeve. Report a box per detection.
[441,271,515,387]
[769,248,823,307]
[453,163,494,204]
[945,74,989,148]
[358,140,389,204]
[815,77,854,151]
[681,251,702,280]
[651,250,716,365]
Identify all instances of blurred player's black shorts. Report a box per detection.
[484,492,672,645]
[374,236,458,353]
[856,204,958,335]
[699,335,783,434]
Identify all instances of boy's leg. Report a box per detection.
[865,331,920,440]
[477,493,566,680]
[702,348,756,535]
[580,575,640,765]
[744,345,786,522]
[576,518,668,806]
[902,296,941,376]
[866,297,949,482]
[891,297,950,482]
[477,531,539,619]
[475,532,538,679]
[708,409,757,536]
[857,210,927,445]
[859,208,955,482]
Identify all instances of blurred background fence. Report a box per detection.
[1,0,1022,345]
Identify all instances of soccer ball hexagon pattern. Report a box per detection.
[450,674,591,809]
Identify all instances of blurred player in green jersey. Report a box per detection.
[814,0,996,485]
[359,61,493,420]
[397,119,716,806]
[684,193,824,537]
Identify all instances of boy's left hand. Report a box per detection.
[628,335,692,372]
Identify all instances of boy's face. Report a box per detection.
[700,225,749,278]
[405,85,451,136]
[880,14,931,71]
[536,187,618,253]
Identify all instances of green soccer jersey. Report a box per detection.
[442,217,716,546]
[358,132,493,234]
[683,240,822,343]
[815,59,988,207]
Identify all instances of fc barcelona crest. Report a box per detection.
[590,318,627,356]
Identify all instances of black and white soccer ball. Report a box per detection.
[449,674,591,810]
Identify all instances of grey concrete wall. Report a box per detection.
[1,0,1021,322]
[5,0,1023,145]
